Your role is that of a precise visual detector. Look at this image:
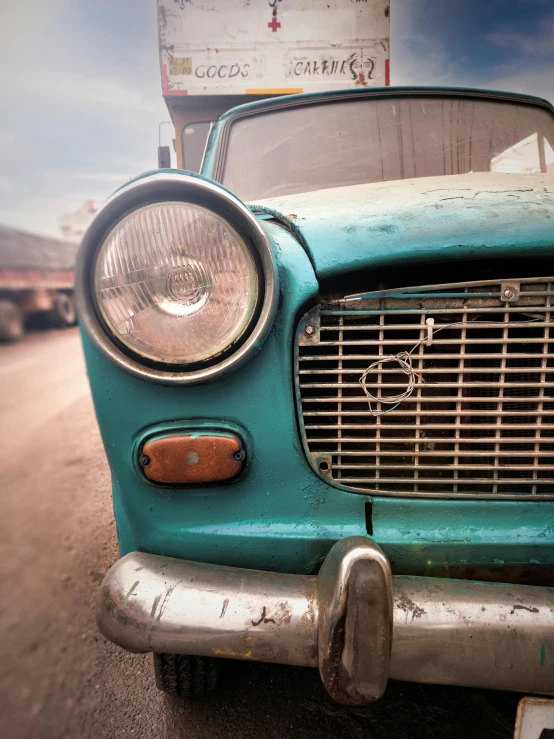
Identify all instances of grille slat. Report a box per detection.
[300,382,554,389]
[302,395,554,402]
[300,353,554,361]
[333,477,542,486]
[318,450,547,458]
[333,464,554,471]
[295,276,554,499]
[315,338,554,346]
[303,436,553,445]
[304,414,554,420]
[304,423,554,430]
[314,321,554,331]
[301,367,554,374]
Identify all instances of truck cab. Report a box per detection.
[77,87,554,705]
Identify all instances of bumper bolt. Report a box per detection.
[503,287,515,300]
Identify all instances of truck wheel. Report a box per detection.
[152,653,221,697]
[50,293,76,327]
[0,300,24,341]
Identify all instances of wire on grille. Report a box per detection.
[359,351,417,416]
[359,317,541,417]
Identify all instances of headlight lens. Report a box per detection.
[94,201,259,365]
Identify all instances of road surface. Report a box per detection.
[0,328,522,739]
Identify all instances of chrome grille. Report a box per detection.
[295,277,554,498]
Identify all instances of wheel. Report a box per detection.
[0,300,24,341]
[50,293,76,327]
[152,653,221,697]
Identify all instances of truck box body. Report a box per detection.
[0,225,76,290]
[0,225,77,340]
[158,0,390,97]
[157,0,391,169]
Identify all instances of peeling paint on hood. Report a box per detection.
[250,173,554,280]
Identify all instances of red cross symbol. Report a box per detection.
[268,16,281,32]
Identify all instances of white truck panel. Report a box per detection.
[158,0,390,96]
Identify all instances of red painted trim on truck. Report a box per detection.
[385,59,390,86]
[0,268,74,290]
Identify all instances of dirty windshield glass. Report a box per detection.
[221,97,554,201]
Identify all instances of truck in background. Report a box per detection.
[157,0,391,170]
[0,224,77,341]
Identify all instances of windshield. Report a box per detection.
[220,96,554,201]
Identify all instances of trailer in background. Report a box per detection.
[0,225,77,341]
[157,0,391,170]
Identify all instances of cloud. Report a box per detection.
[0,129,18,158]
[0,176,24,195]
[484,62,554,105]
[392,36,453,86]
[0,0,167,237]
[391,1,453,86]
[10,64,165,119]
[486,12,554,56]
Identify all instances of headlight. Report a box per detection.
[76,173,278,384]
[95,202,258,365]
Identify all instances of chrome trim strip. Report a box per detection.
[76,172,278,385]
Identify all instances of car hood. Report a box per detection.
[250,173,554,280]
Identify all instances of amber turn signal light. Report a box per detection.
[139,433,245,485]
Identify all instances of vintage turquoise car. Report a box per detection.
[77,87,554,704]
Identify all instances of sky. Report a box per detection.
[0,0,553,238]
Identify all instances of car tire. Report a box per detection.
[0,300,24,341]
[152,653,221,697]
[50,293,76,327]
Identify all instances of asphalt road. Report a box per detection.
[0,328,523,739]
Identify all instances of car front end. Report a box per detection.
[77,88,554,704]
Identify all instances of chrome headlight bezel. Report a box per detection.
[76,173,278,385]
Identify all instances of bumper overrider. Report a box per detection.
[97,537,553,704]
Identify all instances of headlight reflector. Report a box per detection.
[94,201,259,365]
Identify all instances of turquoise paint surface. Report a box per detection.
[82,213,554,575]
[373,497,554,575]
[112,478,134,556]
[248,174,554,280]
[82,223,368,573]
[541,645,546,666]
[82,90,554,574]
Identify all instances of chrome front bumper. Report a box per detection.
[97,537,554,705]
